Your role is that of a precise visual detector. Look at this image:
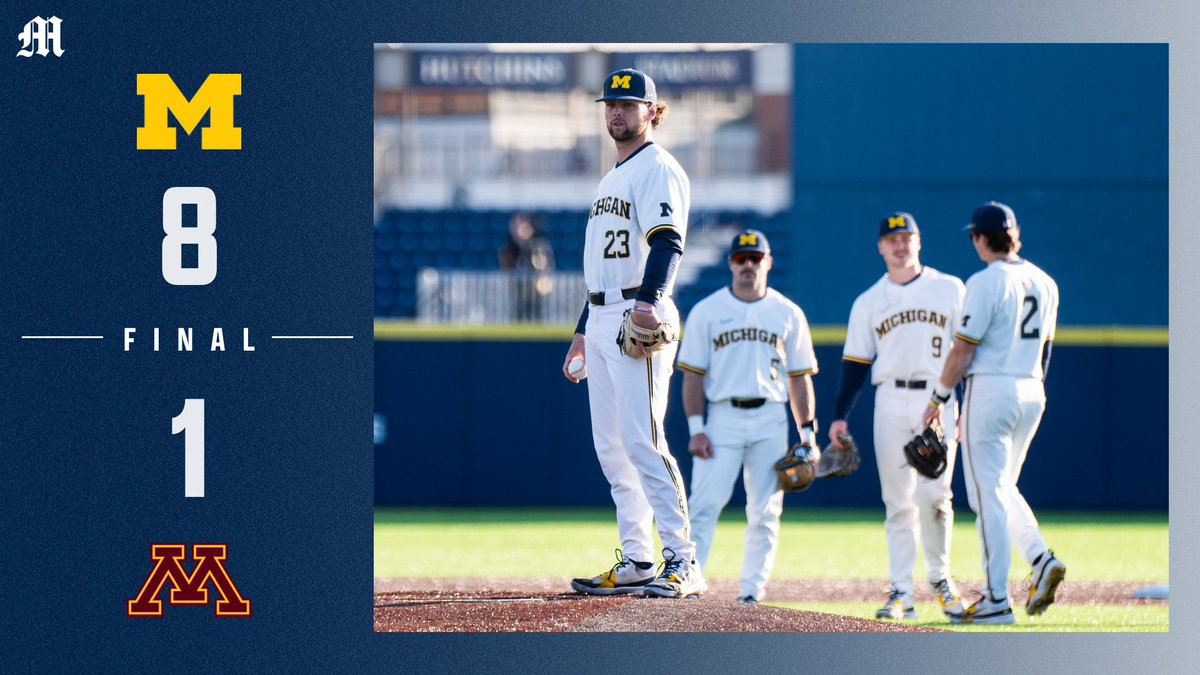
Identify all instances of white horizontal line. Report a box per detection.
[270,336,354,340]
[22,335,105,340]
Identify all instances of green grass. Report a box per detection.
[374,507,1168,583]
[771,602,1169,633]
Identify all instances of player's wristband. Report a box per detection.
[799,421,816,445]
[632,305,655,314]
[930,384,952,407]
[687,415,705,437]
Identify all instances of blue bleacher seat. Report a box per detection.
[374,208,791,318]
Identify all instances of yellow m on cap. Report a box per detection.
[611,75,631,89]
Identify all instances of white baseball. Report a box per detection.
[568,357,587,380]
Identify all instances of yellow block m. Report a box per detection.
[611,74,631,89]
[137,74,242,150]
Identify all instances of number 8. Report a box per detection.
[162,187,217,285]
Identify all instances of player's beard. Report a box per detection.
[608,119,646,143]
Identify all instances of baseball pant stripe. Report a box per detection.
[646,356,658,449]
[962,376,996,600]
[647,355,690,539]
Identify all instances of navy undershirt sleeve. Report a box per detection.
[1041,340,1053,381]
[635,229,684,305]
[574,302,589,336]
[832,360,872,421]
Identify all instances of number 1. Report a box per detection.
[173,399,205,498]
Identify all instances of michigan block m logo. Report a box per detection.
[137,74,242,150]
[127,544,251,617]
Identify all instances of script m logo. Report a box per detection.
[137,74,242,150]
[127,544,251,617]
[17,16,64,57]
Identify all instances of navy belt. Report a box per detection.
[895,379,927,390]
[587,287,638,306]
[730,398,767,409]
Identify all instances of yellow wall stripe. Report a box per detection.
[374,320,1168,348]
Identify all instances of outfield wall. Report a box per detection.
[787,44,1167,326]
[374,335,1167,510]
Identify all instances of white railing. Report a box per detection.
[416,269,587,324]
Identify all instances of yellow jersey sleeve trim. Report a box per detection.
[677,362,706,375]
[645,224,678,240]
[788,368,817,377]
[954,332,982,345]
[842,355,873,365]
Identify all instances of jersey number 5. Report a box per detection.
[603,229,630,259]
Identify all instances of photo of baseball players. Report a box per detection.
[373,43,1168,634]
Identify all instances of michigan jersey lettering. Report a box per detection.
[137,74,242,150]
[712,326,783,351]
[874,308,949,340]
[591,195,632,220]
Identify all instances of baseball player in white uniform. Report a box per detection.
[676,230,818,606]
[562,69,705,599]
[827,212,967,621]
[923,201,1066,625]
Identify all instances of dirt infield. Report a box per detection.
[374,577,1163,632]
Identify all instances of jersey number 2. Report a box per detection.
[603,229,630,259]
[1020,295,1040,339]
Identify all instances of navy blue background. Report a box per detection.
[0,2,1190,673]
[1,3,372,670]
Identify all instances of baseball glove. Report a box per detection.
[774,442,821,493]
[903,423,949,479]
[616,308,676,358]
[816,433,861,479]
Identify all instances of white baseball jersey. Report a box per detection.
[677,287,817,401]
[842,267,966,383]
[583,142,690,295]
[956,259,1059,379]
[841,267,965,595]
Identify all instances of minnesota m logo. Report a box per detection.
[127,544,251,617]
[137,74,242,150]
[611,74,631,89]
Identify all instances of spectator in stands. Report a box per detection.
[499,212,556,322]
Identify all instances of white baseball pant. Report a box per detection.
[689,400,787,600]
[874,384,957,595]
[960,374,1050,601]
[585,298,694,564]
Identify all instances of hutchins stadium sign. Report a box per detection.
[614,51,753,89]
[411,51,572,89]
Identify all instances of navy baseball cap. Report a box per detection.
[878,212,919,238]
[729,230,770,257]
[595,68,657,103]
[965,201,1017,233]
